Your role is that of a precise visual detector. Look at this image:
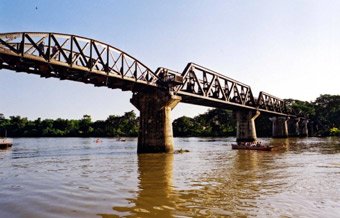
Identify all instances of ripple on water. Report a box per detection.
[0,137,339,217]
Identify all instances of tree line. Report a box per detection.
[175,94,340,137]
[285,94,340,136]
[1,94,339,138]
[0,111,139,137]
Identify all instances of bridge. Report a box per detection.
[0,32,308,153]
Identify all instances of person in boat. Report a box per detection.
[239,141,246,146]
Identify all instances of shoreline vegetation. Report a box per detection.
[1,94,339,138]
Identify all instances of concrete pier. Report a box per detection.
[293,118,301,136]
[269,116,289,138]
[131,90,181,153]
[301,119,309,137]
[234,110,260,142]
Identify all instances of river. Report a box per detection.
[0,137,339,217]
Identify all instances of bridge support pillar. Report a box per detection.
[301,119,309,137]
[130,90,181,153]
[294,118,301,136]
[235,110,260,143]
[269,117,289,138]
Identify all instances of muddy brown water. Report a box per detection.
[0,137,339,217]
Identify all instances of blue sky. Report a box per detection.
[1,0,339,120]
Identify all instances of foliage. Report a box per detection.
[173,108,236,137]
[329,127,340,136]
[285,99,315,118]
[313,94,340,135]
[287,94,340,136]
[173,94,340,137]
[0,94,339,138]
[0,111,138,137]
[173,116,197,137]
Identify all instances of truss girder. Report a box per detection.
[0,32,292,116]
[257,91,287,114]
[179,63,256,105]
[156,64,291,116]
[156,63,259,109]
[0,32,158,90]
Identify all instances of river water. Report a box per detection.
[0,137,339,217]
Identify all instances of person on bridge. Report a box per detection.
[51,45,58,58]
[38,42,45,57]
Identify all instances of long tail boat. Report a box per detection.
[0,138,13,149]
[232,142,273,151]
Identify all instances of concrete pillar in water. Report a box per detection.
[130,90,181,153]
[294,118,301,136]
[309,121,314,136]
[235,110,260,143]
[269,116,289,138]
[301,119,309,137]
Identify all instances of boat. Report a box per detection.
[0,138,13,149]
[232,142,273,151]
[117,137,126,142]
[0,115,12,149]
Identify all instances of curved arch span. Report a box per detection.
[0,32,159,90]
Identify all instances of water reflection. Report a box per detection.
[107,141,292,217]
[268,137,340,154]
[173,149,287,216]
[110,154,175,217]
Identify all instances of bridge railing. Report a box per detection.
[0,32,159,86]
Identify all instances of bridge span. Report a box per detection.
[0,32,307,153]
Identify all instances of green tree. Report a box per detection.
[285,99,315,117]
[0,115,10,137]
[173,109,236,137]
[79,115,93,136]
[9,116,28,136]
[105,111,139,137]
[313,94,340,135]
[173,116,196,137]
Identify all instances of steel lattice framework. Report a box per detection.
[156,63,290,115]
[0,32,292,116]
[0,32,158,91]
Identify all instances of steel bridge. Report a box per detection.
[0,32,305,153]
[0,32,289,115]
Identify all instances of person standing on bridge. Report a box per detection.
[38,41,44,57]
[51,45,58,58]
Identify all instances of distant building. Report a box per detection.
[0,113,4,120]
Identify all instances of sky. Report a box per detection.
[0,0,339,121]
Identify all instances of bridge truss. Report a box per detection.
[156,63,289,116]
[0,32,291,116]
[0,32,159,91]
